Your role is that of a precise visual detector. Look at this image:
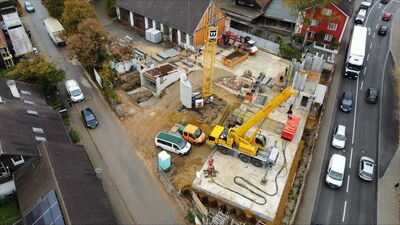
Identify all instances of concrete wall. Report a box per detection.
[140,65,183,97]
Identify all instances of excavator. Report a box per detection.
[207,87,297,167]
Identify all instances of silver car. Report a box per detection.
[358,156,375,181]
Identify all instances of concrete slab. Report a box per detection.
[192,104,308,222]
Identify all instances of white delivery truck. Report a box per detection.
[43,17,65,46]
[344,26,367,79]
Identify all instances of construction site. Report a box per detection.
[104,2,328,224]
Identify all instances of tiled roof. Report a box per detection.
[15,142,117,225]
[0,78,70,157]
[116,0,210,34]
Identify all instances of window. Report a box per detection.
[180,31,187,44]
[328,23,338,31]
[32,127,44,134]
[155,21,161,30]
[311,19,318,26]
[147,18,153,28]
[27,110,38,116]
[35,136,47,142]
[5,59,13,68]
[189,35,194,46]
[308,31,316,38]
[322,8,332,16]
[24,100,34,105]
[20,90,31,95]
[324,34,334,42]
[11,156,24,166]
[0,48,9,58]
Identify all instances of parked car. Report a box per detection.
[340,91,353,112]
[365,87,379,103]
[81,108,98,129]
[358,156,375,181]
[155,131,191,155]
[382,12,392,21]
[65,79,84,103]
[24,1,35,12]
[332,125,347,149]
[378,25,388,35]
[381,0,389,4]
[326,154,346,188]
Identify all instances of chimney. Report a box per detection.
[7,80,21,98]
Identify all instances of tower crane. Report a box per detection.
[201,0,218,100]
[207,87,297,167]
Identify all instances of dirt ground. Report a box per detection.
[117,68,242,190]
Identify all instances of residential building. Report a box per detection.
[296,3,349,45]
[0,29,14,68]
[0,78,117,225]
[219,0,298,40]
[115,0,225,51]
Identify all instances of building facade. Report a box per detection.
[116,0,225,51]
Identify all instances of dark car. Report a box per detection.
[365,87,379,103]
[24,1,35,12]
[81,108,98,129]
[381,0,389,3]
[378,25,388,35]
[340,91,353,112]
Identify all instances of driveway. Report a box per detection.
[19,1,186,224]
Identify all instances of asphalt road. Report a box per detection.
[19,1,185,224]
[311,1,400,224]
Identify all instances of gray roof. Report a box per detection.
[0,78,70,157]
[7,26,33,56]
[116,0,210,34]
[264,0,297,23]
[15,142,117,225]
[2,12,21,29]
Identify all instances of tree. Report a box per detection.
[66,18,110,68]
[43,0,64,19]
[283,0,338,49]
[2,56,65,95]
[61,0,97,34]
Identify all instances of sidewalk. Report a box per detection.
[377,9,400,225]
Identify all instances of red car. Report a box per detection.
[382,12,392,21]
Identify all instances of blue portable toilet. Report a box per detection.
[158,150,171,170]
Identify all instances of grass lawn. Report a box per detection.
[0,199,21,225]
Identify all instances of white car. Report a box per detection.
[332,125,346,149]
[358,156,375,181]
[326,154,346,188]
[65,79,84,103]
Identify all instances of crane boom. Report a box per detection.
[234,87,296,137]
[201,0,218,100]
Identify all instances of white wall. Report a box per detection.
[116,6,121,20]
[140,65,183,97]
[129,11,134,27]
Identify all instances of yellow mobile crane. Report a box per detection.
[207,87,297,167]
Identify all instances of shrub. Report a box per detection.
[185,210,195,224]
[280,42,301,60]
[107,0,116,17]
[69,129,80,143]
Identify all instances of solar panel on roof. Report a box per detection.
[24,190,65,225]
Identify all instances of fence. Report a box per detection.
[229,28,280,55]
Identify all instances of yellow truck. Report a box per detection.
[170,123,206,145]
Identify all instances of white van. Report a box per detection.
[155,131,191,155]
[326,154,346,188]
[65,79,84,103]
[355,9,367,24]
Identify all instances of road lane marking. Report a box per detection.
[376,24,379,29]
[352,78,359,145]
[370,42,373,49]
[349,147,354,169]
[367,54,370,61]
[368,28,371,36]
[365,0,380,25]
[346,175,351,193]
[361,81,364,90]
[342,201,347,222]
[373,33,376,39]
